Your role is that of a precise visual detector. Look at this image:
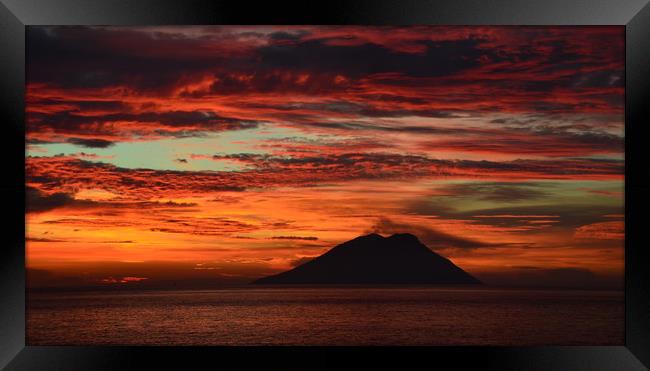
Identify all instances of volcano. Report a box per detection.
[253,233,481,284]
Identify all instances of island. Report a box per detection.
[253,233,481,284]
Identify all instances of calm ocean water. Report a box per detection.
[27,287,623,346]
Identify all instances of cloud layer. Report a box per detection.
[25,26,624,289]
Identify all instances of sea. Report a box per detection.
[26,286,624,346]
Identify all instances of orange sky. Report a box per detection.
[26,26,624,289]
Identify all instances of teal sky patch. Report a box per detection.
[27,125,327,172]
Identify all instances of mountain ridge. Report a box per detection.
[253,233,481,285]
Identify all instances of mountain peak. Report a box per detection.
[358,233,384,239]
[355,232,419,242]
[253,233,481,285]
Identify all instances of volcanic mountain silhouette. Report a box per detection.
[253,233,481,284]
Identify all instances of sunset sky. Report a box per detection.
[25,26,624,289]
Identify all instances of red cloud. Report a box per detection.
[27,26,623,147]
[27,153,622,202]
[574,221,624,240]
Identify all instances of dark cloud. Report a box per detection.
[468,204,623,229]
[29,98,130,112]
[369,217,494,250]
[144,201,198,208]
[27,27,234,91]
[26,26,624,151]
[26,138,54,145]
[26,186,97,213]
[437,182,548,202]
[192,71,354,97]
[458,157,623,176]
[302,121,468,134]
[211,152,623,178]
[67,137,115,148]
[405,196,623,233]
[242,101,459,119]
[29,110,261,139]
[291,120,623,158]
[418,128,623,157]
[211,152,431,168]
[522,126,624,152]
[259,38,493,79]
[207,186,247,192]
[570,69,623,88]
[26,26,624,119]
[26,185,200,214]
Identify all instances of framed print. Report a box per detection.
[1,0,649,370]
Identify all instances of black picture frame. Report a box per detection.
[1,0,649,369]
